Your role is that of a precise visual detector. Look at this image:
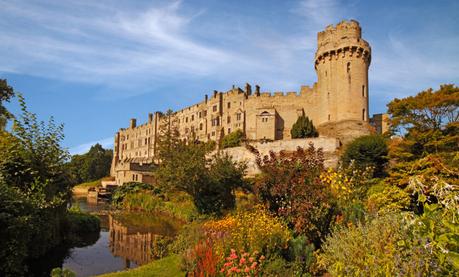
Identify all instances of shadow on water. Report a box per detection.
[28,196,182,277]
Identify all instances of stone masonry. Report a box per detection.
[111,20,378,185]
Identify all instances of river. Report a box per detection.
[29,196,182,277]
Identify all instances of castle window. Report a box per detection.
[362,109,366,121]
[227,102,231,109]
[198,112,201,118]
[362,85,366,97]
[191,115,194,121]
[213,105,217,112]
[236,113,241,120]
[186,117,188,123]
[211,131,215,136]
[227,116,231,124]
[203,111,207,117]
[347,62,351,73]
[200,123,203,130]
[145,138,147,145]
[328,114,331,121]
[228,128,231,134]
[325,70,327,76]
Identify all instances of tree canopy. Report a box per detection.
[67,143,113,184]
[291,115,318,139]
[0,79,15,130]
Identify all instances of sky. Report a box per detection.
[1,0,458,154]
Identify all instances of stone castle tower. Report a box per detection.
[110,20,377,185]
[315,20,371,124]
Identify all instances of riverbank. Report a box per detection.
[97,254,184,277]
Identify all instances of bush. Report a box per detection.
[221,129,245,149]
[341,135,388,177]
[111,182,159,207]
[290,116,318,138]
[317,213,442,276]
[203,206,291,256]
[255,145,334,246]
[365,182,411,215]
[66,209,100,234]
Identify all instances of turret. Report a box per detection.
[314,20,371,124]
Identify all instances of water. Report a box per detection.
[31,196,181,277]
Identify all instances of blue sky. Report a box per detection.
[1,0,458,154]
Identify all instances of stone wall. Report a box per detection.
[219,137,340,177]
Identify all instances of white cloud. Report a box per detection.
[68,137,113,155]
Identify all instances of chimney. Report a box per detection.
[255,85,260,96]
[148,113,153,123]
[205,94,208,103]
[213,90,218,98]
[130,118,137,128]
[245,83,252,95]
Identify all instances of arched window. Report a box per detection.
[362,85,365,97]
[362,109,366,121]
[347,62,351,73]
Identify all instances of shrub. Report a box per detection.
[203,206,291,256]
[365,182,411,215]
[111,182,159,207]
[66,209,100,234]
[221,129,245,149]
[290,116,318,138]
[317,213,446,276]
[255,145,334,246]
[341,135,388,177]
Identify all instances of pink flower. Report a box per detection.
[250,262,258,270]
[249,257,254,263]
[220,268,225,273]
[244,267,250,273]
[259,255,265,261]
[224,261,233,267]
[229,252,238,260]
[239,257,246,265]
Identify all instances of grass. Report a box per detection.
[96,254,185,277]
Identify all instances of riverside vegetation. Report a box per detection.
[0,80,100,276]
[1,79,458,276]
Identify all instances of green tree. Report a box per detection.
[387,84,458,162]
[341,135,388,177]
[290,115,318,138]
[154,109,246,215]
[221,129,245,148]
[0,79,15,130]
[67,143,113,184]
[0,94,73,275]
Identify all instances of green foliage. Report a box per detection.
[0,79,15,130]
[341,135,388,177]
[65,210,100,235]
[255,144,334,246]
[286,235,315,276]
[290,115,318,138]
[111,182,159,207]
[66,143,113,185]
[387,84,459,162]
[0,180,33,276]
[155,116,247,215]
[50,268,76,277]
[318,213,442,276]
[221,129,245,148]
[365,182,411,215]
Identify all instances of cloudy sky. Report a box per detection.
[1,0,458,154]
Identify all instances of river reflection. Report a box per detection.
[36,197,182,277]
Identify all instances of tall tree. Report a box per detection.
[0,79,15,130]
[387,84,459,162]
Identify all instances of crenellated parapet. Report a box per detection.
[315,20,371,69]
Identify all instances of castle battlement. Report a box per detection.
[110,20,374,185]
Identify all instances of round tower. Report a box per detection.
[314,20,371,124]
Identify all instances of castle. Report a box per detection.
[110,20,385,185]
